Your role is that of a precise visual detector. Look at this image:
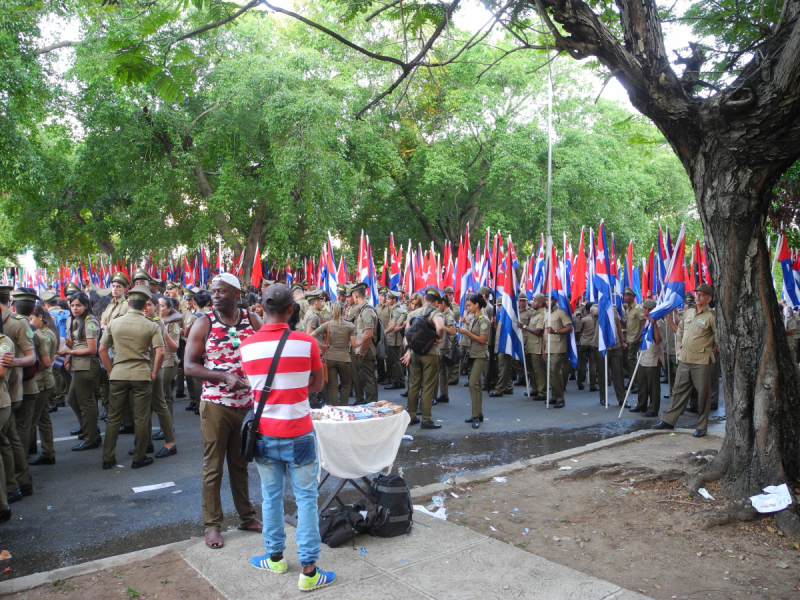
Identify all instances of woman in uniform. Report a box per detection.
[142,296,176,458]
[156,295,182,421]
[28,306,59,465]
[311,302,356,406]
[61,292,103,450]
[457,294,489,429]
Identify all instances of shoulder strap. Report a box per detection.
[252,328,292,425]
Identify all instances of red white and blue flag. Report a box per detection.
[594,221,617,356]
[496,235,525,362]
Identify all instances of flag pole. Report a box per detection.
[605,352,609,409]
[546,235,552,409]
[618,353,642,418]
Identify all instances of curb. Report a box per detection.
[0,530,247,596]
[409,427,719,501]
[1,427,723,595]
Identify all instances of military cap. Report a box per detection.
[11,289,40,303]
[132,268,152,283]
[387,290,402,299]
[642,299,657,310]
[696,283,713,297]
[88,283,100,292]
[443,286,454,294]
[291,282,304,292]
[65,282,81,295]
[623,287,636,296]
[183,287,197,298]
[125,284,153,302]
[424,286,442,300]
[350,282,367,293]
[306,289,324,301]
[684,292,695,303]
[97,288,113,297]
[300,280,309,288]
[478,286,492,296]
[378,286,389,294]
[151,277,162,285]
[110,271,130,286]
[336,284,347,295]
[40,290,58,303]
[518,295,529,302]
[165,280,180,289]
[533,293,546,304]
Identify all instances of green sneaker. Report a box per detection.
[250,553,288,574]
[298,567,337,592]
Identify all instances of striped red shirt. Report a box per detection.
[240,324,322,438]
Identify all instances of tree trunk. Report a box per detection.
[690,147,800,502]
[240,199,270,284]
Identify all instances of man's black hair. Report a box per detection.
[128,298,146,311]
[194,290,211,308]
[13,300,35,317]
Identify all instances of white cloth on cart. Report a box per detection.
[313,411,411,479]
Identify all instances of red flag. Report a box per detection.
[570,226,587,310]
[250,245,263,287]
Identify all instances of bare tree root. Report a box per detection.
[688,465,725,494]
[700,499,758,530]
[553,463,621,481]
[612,469,687,486]
[774,507,800,538]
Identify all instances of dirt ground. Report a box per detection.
[442,433,800,600]
[0,552,223,600]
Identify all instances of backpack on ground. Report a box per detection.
[367,474,413,538]
[318,497,377,548]
[404,308,438,355]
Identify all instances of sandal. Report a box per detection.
[205,529,224,550]
[237,519,263,533]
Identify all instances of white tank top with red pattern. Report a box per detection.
[201,309,256,407]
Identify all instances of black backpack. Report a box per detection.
[319,498,377,548]
[367,474,413,538]
[404,308,438,355]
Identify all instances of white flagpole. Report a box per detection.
[619,352,642,418]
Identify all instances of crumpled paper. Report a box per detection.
[749,483,793,514]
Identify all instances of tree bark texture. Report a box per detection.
[538,0,800,501]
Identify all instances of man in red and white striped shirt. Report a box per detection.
[240,284,336,592]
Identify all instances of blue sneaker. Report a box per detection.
[298,567,336,592]
[250,553,288,574]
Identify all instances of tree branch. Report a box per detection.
[164,0,261,54]
[185,101,229,140]
[365,0,404,22]
[33,41,79,56]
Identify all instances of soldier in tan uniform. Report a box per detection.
[141,296,177,457]
[383,291,406,389]
[434,295,457,404]
[518,293,547,400]
[621,287,644,389]
[303,290,328,407]
[376,288,393,385]
[0,332,16,521]
[591,304,627,406]
[100,272,134,433]
[292,283,309,331]
[577,302,598,391]
[443,286,461,386]
[28,306,58,466]
[543,295,573,408]
[655,283,718,437]
[350,283,379,405]
[99,285,165,469]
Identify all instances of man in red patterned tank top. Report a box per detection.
[185,273,263,551]
[240,284,335,592]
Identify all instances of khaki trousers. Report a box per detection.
[31,388,55,459]
[407,353,438,424]
[634,365,661,413]
[69,361,102,444]
[468,358,486,418]
[357,348,377,405]
[493,353,512,393]
[548,353,566,403]
[0,406,9,511]
[149,370,175,443]
[437,353,452,398]
[325,360,352,405]
[661,361,715,430]
[14,393,37,464]
[596,346,626,405]
[387,345,405,386]
[0,400,31,490]
[199,401,256,532]
[103,379,153,463]
[577,344,597,386]
[530,353,547,396]
[161,365,177,416]
[349,350,363,402]
[626,344,640,386]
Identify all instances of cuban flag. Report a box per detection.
[546,239,578,368]
[587,229,596,302]
[366,236,379,307]
[321,232,338,297]
[200,247,210,286]
[476,230,491,289]
[777,234,800,307]
[389,233,401,291]
[285,258,293,287]
[496,235,525,361]
[594,220,618,356]
[523,255,534,300]
[640,224,687,351]
[532,234,546,295]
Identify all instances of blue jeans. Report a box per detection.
[254,431,320,566]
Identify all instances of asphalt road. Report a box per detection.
[0,375,724,580]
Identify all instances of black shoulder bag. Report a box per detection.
[240,327,291,462]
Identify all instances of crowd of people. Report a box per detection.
[0,266,736,592]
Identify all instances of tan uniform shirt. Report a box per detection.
[677,305,718,364]
[639,319,666,367]
[387,304,407,347]
[69,314,101,372]
[579,314,596,347]
[624,303,644,343]
[352,302,378,354]
[544,308,571,354]
[100,297,128,326]
[591,308,622,350]
[468,313,490,359]
[0,334,15,409]
[26,328,51,395]
[438,309,456,354]
[376,304,392,332]
[304,308,326,333]
[161,312,182,368]
[35,328,58,390]
[408,303,445,355]
[2,309,34,403]
[312,320,355,363]
[295,298,309,331]
[100,309,164,381]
